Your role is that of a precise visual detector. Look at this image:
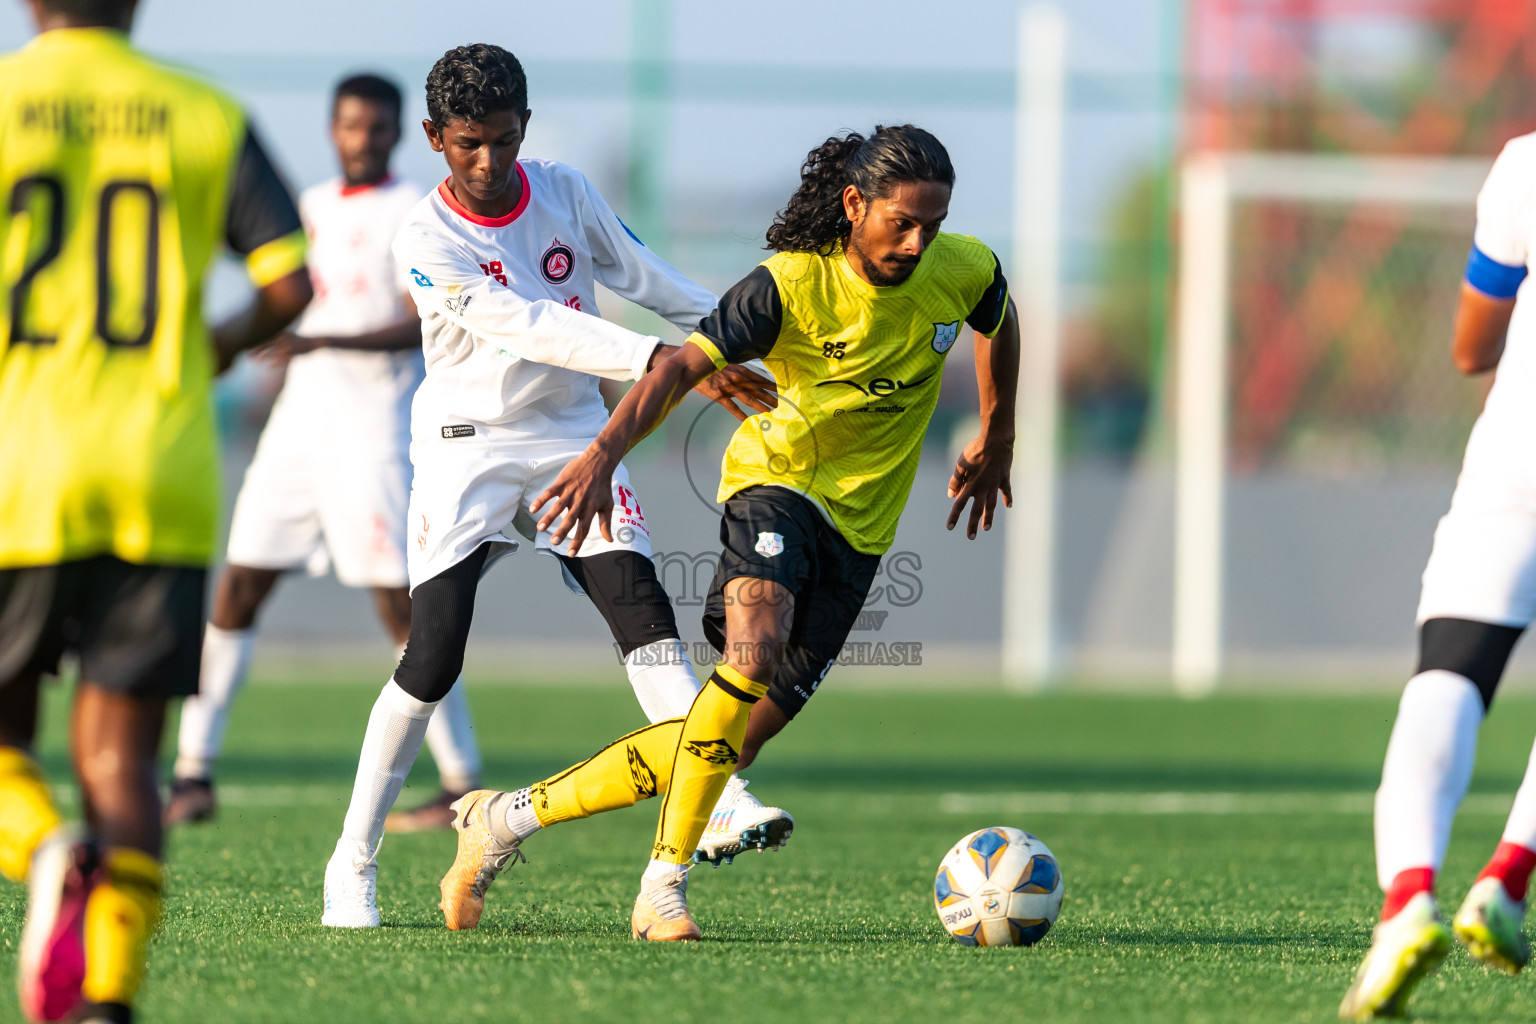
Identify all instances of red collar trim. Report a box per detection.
[436,165,531,227]
[339,174,393,197]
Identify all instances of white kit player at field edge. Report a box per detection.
[168,75,484,832]
[322,44,786,929]
[1342,131,1536,1021]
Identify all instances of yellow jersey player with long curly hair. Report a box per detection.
[435,123,1019,941]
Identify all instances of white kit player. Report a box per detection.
[320,44,787,928]
[167,74,485,830]
[1342,132,1536,1020]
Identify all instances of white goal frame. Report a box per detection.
[1173,151,1490,694]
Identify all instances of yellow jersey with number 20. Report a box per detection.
[0,28,306,568]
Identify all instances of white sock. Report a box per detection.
[501,786,542,839]
[1374,669,1485,889]
[424,674,482,793]
[642,858,688,884]
[339,679,437,853]
[625,639,702,723]
[1500,735,1536,850]
[173,624,257,781]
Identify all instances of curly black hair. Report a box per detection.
[426,44,528,130]
[765,125,955,255]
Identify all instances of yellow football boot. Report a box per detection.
[1339,893,1452,1021]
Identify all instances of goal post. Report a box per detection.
[1172,152,1491,695]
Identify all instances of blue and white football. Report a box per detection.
[933,826,1064,947]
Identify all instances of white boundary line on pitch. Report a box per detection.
[938,791,1517,816]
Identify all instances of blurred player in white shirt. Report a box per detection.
[320,45,785,929]
[166,74,485,830]
[1342,133,1536,1020]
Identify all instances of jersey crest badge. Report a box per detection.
[755,532,784,558]
[931,320,960,354]
[541,238,575,284]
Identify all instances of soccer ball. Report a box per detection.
[933,826,1063,947]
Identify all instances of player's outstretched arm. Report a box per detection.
[533,341,720,553]
[947,299,1019,540]
[211,268,314,373]
[1451,282,1515,375]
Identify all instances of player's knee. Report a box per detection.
[1417,617,1525,711]
[566,552,681,655]
[212,565,279,630]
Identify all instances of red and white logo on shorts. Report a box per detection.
[755,532,784,558]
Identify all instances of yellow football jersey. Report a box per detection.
[0,28,306,568]
[690,232,1008,554]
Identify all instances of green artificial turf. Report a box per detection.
[7,682,1536,1023]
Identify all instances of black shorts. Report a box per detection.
[703,486,880,720]
[0,557,206,699]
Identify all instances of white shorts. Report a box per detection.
[405,438,653,593]
[225,415,411,590]
[1418,417,1536,627]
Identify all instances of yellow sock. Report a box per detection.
[82,847,162,1008]
[651,666,766,865]
[0,746,63,883]
[531,719,684,826]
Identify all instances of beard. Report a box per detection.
[852,245,920,287]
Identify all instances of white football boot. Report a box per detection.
[321,837,380,928]
[1339,892,1452,1021]
[692,775,793,866]
[1454,876,1531,974]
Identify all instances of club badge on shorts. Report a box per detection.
[755,532,784,558]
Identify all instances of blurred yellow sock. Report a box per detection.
[651,666,765,865]
[82,847,162,1008]
[0,746,62,883]
[534,720,683,826]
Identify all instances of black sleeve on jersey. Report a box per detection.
[965,253,1010,336]
[696,265,783,363]
[224,126,303,257]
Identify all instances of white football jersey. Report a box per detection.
[280,176,427,449]
[392,159,716,446]
[1470,133,1536,445]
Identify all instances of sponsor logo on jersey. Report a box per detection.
[755,532,784,557]
[683,738,740,765]
[441,424,476,438]
[410,268,432,287]
[931,320,960,353]
[444,293,472,315]
[541,238,575,284]
[416,514,430,550]
[815,371,935,399]
[479,260,508,286]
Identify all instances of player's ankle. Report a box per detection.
[1382,867,1435,921]
[487,788,540,843]
[642,858,687,885]
[1478,841,1536,902]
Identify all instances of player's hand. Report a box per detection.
[247,332,319,367]
[694,364,778,422]
[946,435,1014,540]
[530,448,619,555]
